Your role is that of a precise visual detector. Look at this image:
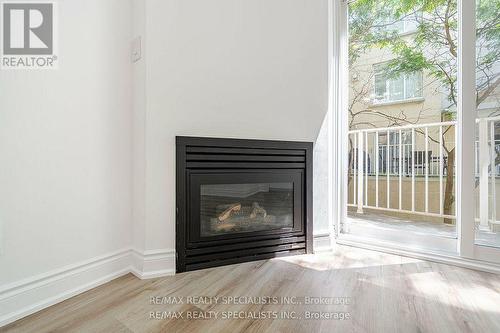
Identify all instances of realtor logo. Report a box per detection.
[1,2,57,69]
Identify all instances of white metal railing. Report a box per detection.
[348,121,457,220]
[348,118,500,226]
[476,116,500,228]
[475,140,500,176]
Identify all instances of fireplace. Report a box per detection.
[176,137,312,272]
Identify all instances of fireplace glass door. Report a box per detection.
[200,182,294,236]
[189,171,303,242]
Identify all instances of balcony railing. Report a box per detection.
[348,121,457,220]
[348,117,500,229]
[475,116,500,229]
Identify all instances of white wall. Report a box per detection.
[140,0,329,252]
[314,113,331,235]
[0,0,132,288]
[132,0,147,254]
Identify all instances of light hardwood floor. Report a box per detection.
[2,245,500,333]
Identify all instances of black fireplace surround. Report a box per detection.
[176,136,313,272]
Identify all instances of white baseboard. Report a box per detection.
[0,248,131,328]
[0,247,176,328]
[130,248,175,279]
[313,232,334,252]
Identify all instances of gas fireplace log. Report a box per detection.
[214,222,236,231]
[217,203,241,222]
[249,202,267,219]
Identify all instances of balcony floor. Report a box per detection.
[348,211,500,248]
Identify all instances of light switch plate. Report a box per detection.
[131,36,142,63]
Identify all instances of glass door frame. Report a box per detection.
[332,0,500,265]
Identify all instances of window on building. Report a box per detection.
[390,14,419,34]
[373,64,423,104]
[379,12,420,35]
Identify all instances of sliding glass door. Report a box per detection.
[343,0,458,252]
[338,0,500,264]
[474,0,500,250]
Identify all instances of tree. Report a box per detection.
[348,0,500,223]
